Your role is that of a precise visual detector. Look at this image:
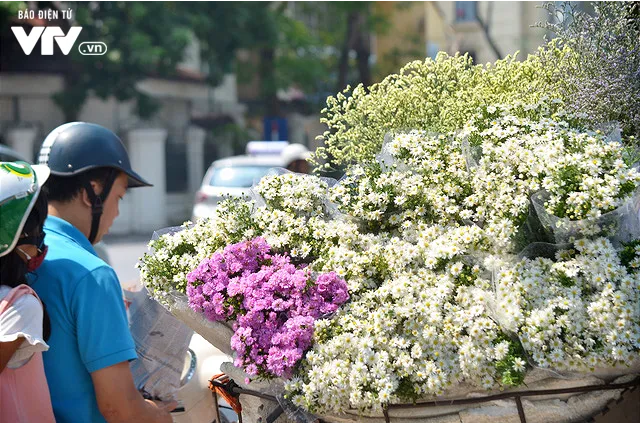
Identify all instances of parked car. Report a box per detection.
[192,153,286,221]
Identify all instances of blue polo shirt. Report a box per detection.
[30,216,137,423]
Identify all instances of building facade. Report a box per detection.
[1,20,246,235]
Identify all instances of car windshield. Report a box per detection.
[208,165,275,188]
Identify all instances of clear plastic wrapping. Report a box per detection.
[530,189,640,245]
[248,167,344,220]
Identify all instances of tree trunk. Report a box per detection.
[353,13,371,89]
[337,11,358,92]
[260,46,279,117]
[476,3,503,60]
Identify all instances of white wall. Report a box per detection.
[0,73,65,138]
[0,74,64,95]
[0,97,13,121]
[78,97,136,132]
[178,35,202,74]
[1,71,244,234]
[157,98,191,144]
[126,128,168,233]
[137,74,238,104]
[437,2,548,63]
[110,196,133,235]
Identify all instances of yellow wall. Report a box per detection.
[374,1,550,74]
[373,1,429,80]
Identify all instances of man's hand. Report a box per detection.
[92,361,175,422]
[147,399,179,413]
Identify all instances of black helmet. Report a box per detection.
[38,122,152,188]
[38,122,152,244]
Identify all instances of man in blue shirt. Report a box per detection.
[31,122,175,422]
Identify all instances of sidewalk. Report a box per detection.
[101,234,152,289]
[102,233,155,245]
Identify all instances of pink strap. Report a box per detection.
[0,284,39,315]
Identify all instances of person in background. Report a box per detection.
[31,122,176,422]
[0,161,55,422]
[281,143,312,174]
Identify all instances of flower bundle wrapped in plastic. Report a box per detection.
[458,102,640,248]
[186,237,349,379]
[139,99,640,421]
[494,237,640,373]
[286,265,529,413]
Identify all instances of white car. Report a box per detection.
[192,154,286,221]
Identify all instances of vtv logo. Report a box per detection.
[11,26,82,55]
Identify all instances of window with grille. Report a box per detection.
[165,141,189,193]
[455,2,478,22]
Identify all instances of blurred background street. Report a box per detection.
[1,0,586,233]
[101,234,151,289]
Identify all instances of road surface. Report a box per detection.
[101,234,152,290]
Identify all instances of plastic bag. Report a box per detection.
[248,167,344,220]
[530,189,640,245]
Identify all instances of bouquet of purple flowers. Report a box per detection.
[186,237,349,379]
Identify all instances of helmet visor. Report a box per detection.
[125,169,153,188]
[0,162,50,257]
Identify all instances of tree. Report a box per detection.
[0,2,388,121]
[1,2,285,121]
[55,2,193,121]
[336,3,369,91]
[0,1,25,32]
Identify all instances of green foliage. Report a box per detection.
[395,377,419,403]
[556,271,575,288]
[314,51,564,169]
[185,2,272,87]
[3,2,393,120]
[619,239,640,273]
[550,164,582,217]
[493,334,527,387]
[0,1,26,31]
[54,1,193,119]
[270,9,333,100]
[455,264,480,287]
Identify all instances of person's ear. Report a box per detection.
[81,181,102,208]
[81,186,93,208]
[90,180,103,196]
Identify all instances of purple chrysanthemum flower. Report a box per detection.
[186,237,349,378]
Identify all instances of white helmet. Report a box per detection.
[0,161,50,257]
[281,143,311,167]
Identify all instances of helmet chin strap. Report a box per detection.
[83,170,118,244]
